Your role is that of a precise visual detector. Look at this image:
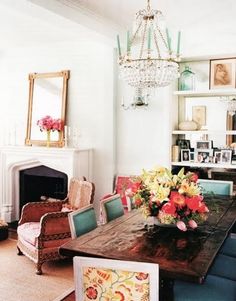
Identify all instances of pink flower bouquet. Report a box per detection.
[126,167,209,231]
[37,115,63,132]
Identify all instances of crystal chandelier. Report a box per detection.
[117,0,181,108]
[221,96,236,116]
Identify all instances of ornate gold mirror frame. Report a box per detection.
[25,70,70,147]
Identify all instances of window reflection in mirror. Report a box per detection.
[25,70,69,147]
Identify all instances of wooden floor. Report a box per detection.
[53,288,75,301]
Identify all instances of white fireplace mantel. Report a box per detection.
[0,146,93,222]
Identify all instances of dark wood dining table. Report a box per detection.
[59,195,236,301]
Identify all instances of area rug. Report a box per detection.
[0,238,74,301]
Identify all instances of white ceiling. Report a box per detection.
[28,0,236,57]
[0,0,236,57]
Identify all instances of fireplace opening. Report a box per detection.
[19,165,68,215]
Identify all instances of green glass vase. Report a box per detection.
[179,66,195,91]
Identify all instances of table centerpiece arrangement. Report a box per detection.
[126,167,209,231]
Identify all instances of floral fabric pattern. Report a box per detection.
[82,267,150,301]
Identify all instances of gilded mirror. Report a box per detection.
[25,70,70,147]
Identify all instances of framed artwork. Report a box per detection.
[196,140,212,149]
[220,150,232,164]
[192,106,206,127]
[196,150,213,163]
[181,149,190,162]
[210,58,236,89]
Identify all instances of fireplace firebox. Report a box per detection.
[19,165,68,215]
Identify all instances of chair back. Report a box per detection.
[115,175,134,211]
[67,178,95,209]
[100,194,124,223]
[68,205,97,238]
[198,179,233,196]
[73,256,159,301]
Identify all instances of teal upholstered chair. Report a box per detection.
[175,253,236,300]
[198,176,234,207]
[197,179,236,255]
[68,205,97,238]
[100,194,125,223]
[220,234,236,257]
[209,253,236,281]
[197,179,233,196]
[174,274,236,301]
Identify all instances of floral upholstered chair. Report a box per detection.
[73,256,159,301]
[17,178,95,275]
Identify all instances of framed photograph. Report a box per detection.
[181,149,190,162]
[214,151,222,163]
[196,140,212,149]
[177,139,191,150]
[196,150,213,163]
[210,58,236,89]
[192,106,206,127]
[220,150,232,164]
[190,152,195,162]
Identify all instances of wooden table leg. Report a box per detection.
[160,277,174,301]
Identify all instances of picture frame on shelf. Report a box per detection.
[190,152,195,162]
[181,149,190,162]
[192,106,206,128]
[196,149,213,163]
[177,139,191,150]
[209,58,236,89]
[221,149,232,164]
[214,151,222,163]
[195,140,212,149]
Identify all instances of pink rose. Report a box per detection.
[188,219,198,229]
[176,221,187,231]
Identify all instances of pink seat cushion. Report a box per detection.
[17,222,40,246]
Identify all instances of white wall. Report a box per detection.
[116,83,174,175]
[0,29,115,210]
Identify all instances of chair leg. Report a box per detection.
[17,246,23,255]
[36,262,43,275]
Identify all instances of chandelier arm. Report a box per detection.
[156,26,170,53]
[139,19,148,59]
[129,18,143,49]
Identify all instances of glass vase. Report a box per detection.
[46,130,51,147]
[179,66,195,91]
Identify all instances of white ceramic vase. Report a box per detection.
[178,120,198,131]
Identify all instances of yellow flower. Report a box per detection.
[178,179,201,196]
